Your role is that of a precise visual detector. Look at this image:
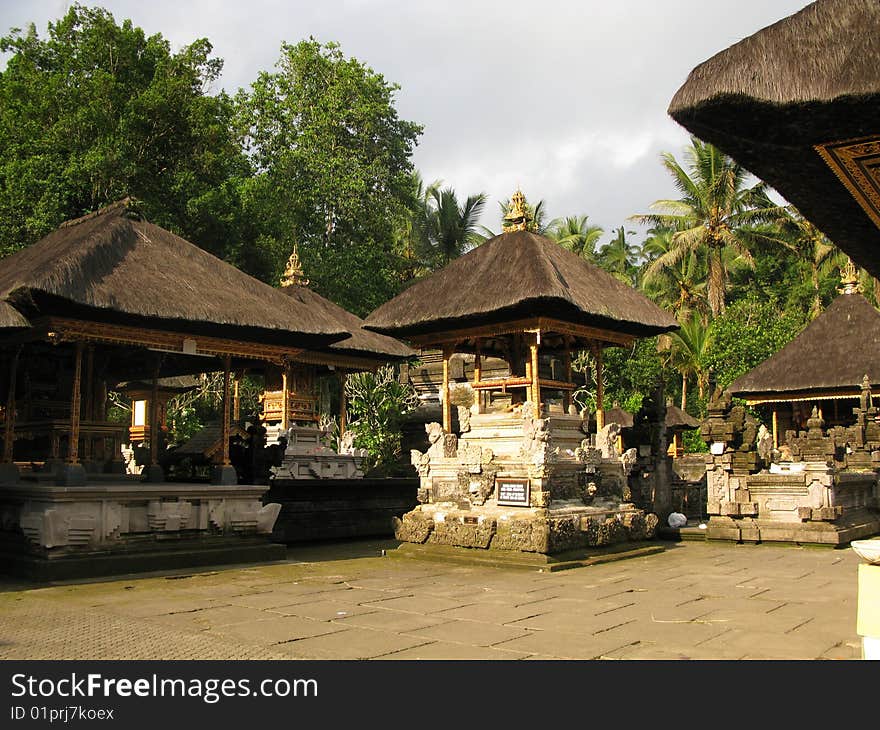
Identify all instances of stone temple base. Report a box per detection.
[705,508,880,546]
[0,481,284,581]
[393,501,658,555]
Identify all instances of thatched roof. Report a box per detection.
[364,230,677,340]
[0,301,28,329]
[728,293,880,398]
[664,402,700,430]
[0,199,346,347]
[605,404,634,429]
[281,285,414,361]
[668,0,880,277]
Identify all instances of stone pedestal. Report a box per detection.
[397,406,658,556]
[271,425,367,480]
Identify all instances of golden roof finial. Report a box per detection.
[838,257,861,295]
[280,244,309,288]
[503,189,533,232]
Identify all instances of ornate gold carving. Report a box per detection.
[502,189,533,232]
[838,257,862,295]
[280,244,310,288]
[815,136,880,231]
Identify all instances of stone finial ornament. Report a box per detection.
[280,244,310,288]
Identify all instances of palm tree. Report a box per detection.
[395,171,441,278]
[546,215,604,261]
[598,226,639,284]
[667,313,712,411]
[773,208,846,319]
[425,187,487,266]
[640,226,709,322]
[632,137,785,317]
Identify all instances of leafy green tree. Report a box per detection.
[704,296,807,391]
[546,215,604,260]
[0,4,250,263]
[632,137,785,316]
[237,38,422,315]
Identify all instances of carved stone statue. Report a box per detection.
[596,422,622,459]
[756,424,773,463]
[620,447,638,476]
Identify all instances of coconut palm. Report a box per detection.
[546,215,604,261]
[425,186,487,266]
[632,137,785,317]
[773,208,847,319]
[640,226,709,322]
[598,226,639,284]
[667,313,712,411]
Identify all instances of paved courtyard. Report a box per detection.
[0,539,864,660]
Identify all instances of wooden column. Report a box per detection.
[3,346,21,462]
[473,343,482,414]
[772,409,779,449]
[233,375,241,422]
[222,355,231,466]
[68,342,84,464]
[281,362,290,432]
[442,345,452,433]
[149,363,160,467]
[563,339,572,412]
[594,343,605,431]
[338,370,348,437]
[530,338,540,413]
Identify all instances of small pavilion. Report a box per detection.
[364,191,678,560]
[728,263,880,446]
[0,199,347,577]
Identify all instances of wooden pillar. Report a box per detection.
[3,346,21,462]
[281,362,290,432]
[442,345,452,433]
[563,340,572,412]
[338,370,348,437]
[233,375,241,422]
[772,409,779,449]
[530,338,540,412]
[84,345,94,420]
[593,343,605,430]
[222,355,231,466]
[149,363,160,467]
[473,343,483,414]
[68,342,84,464]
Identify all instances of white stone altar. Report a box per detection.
[270,424,368,481]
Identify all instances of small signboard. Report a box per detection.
[496,478,530,507]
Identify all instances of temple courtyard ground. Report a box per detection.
[0,538,864,660]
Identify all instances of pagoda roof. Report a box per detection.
[364,229,677,343]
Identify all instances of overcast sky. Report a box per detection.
[0,0,809,243]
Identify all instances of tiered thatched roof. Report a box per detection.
[364,229,677,341]
[0,301,29,329]
[668,0,880,277]
[664,402,700,430]
[728,293,880,401]
[0,199,346,348]
[281,285,414,362]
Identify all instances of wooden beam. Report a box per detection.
[233,375,241,422]
[68,341,84,464]
[3,345,21,462]
[772,409,779,449]
[563,338,572,412]
[405,316,636,349]
[594,343,604,431]
[149,360,160,467]
[222,355,231,466]
[281,362,290,432]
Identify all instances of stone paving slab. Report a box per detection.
[0,540,865,660]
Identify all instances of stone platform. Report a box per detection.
[0,479,283,581]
